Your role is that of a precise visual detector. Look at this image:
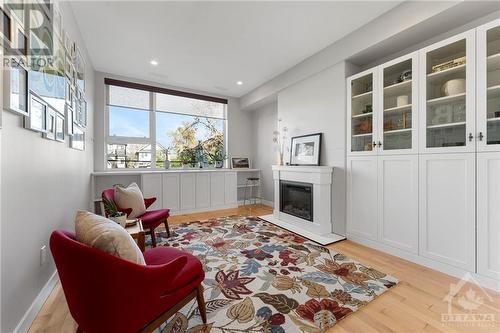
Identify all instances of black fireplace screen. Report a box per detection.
[280,180,313,221]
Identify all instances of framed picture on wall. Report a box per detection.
[71,125,85,151]
[43,107,56,140]
[66,104,74,135]
[1,6,12,45]
[3,60,28,116]
[231,157,250,169]
[290,133,322,166]
[24,92,48,132]
[55,113,65,142]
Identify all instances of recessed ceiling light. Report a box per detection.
[236,81,243,85]
[150,60,158,66]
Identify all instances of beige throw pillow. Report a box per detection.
[75,210,146,265]
[114,182,146,219]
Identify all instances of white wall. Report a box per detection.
[250,102,277,203]
[93,72,253,171]
[276,62,349,235]
[0,2,95,332]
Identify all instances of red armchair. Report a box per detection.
[102,188,170,247]
[50,230,206,333]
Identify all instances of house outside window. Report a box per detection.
[105,79,227,169]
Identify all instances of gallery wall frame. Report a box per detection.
[43,106,56,140]
[3,60,29,116]
[71,124,85,150]
[55,112,64,142]
[3,0,86,150]
[24,92,48,133]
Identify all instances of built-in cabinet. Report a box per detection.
[348,53,418,155]
[346,156,378,240]
[419,31,476,153]
[477,152,500,280]
[378,155,418,254]
[142,171,238,214]
[162,174,180,212]
[92,169,254,216]
[347,155,418,253]
[347,19,500,288]
[418,153,476,271]
[477,20,500,152]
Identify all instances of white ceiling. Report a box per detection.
[70,1,401,97]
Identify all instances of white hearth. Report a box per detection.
[260,165,345,245]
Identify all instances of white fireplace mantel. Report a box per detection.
[260,165,345,245]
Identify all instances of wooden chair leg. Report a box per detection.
[196,285,207,324]
[164,219,171,237]
[150,228,157,247]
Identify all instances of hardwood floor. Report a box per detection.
[28,205,500,333]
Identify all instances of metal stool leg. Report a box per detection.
[243,179,250,206]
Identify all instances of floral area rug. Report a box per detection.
[155,216,397,333]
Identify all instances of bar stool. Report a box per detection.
[244,177,261,205]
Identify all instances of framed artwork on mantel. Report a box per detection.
[290,133,322,166]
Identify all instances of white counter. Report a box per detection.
[92,168,259,176]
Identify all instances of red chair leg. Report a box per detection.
[164,219,170,237]
[150,228,157,247]
[196,285,207,324]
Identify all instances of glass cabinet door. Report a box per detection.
[350,72,375,153]
[420,31,475,152]
[486,25,500,146]
[380,55,416,153]
[477,20,500,151]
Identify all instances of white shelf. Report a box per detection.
[237,183,260,188]
[383,80,412,95]
[487,84,500,98]
[487,53,500,72]
[427,121,466,129]
[352,133,372,138]
[352,112,373,118]
[352,91,372,99]
[384,104,412,112]
[427,93,466,106]
[487,117,500,123]
[384,128,412,134]
[427,64,466,83]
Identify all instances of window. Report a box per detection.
[105,79,227,169]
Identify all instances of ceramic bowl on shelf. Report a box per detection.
[441,78,465,96]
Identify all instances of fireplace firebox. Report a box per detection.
[280,180,313,221]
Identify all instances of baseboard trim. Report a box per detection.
[236,199,274,207]
[14,271,59,333]
[347,234,500,292]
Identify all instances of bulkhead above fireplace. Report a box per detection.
[280,180,313,221]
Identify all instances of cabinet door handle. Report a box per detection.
[468,133,474,142]
[377,141,382,147]
[372,141,376,149]
[478,132,484,141]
